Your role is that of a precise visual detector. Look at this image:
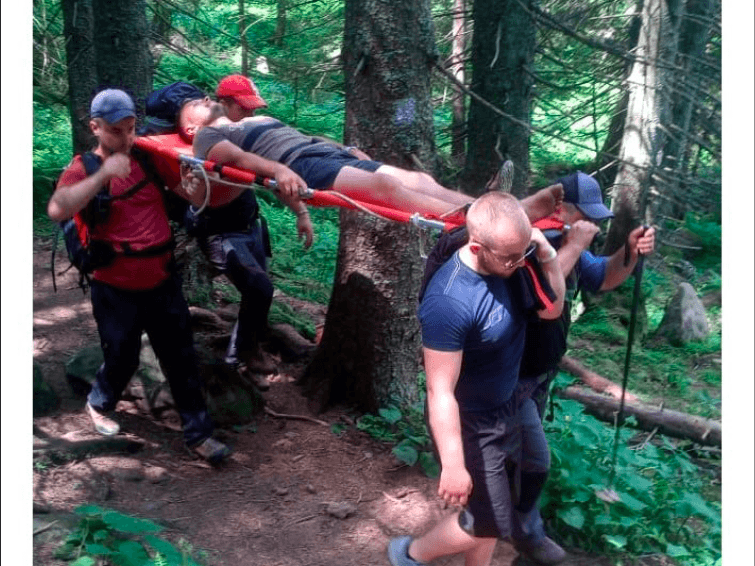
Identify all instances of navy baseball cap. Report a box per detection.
[90,89,136,124]
[560,171,614,221]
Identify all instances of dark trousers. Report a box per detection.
[512,368,559,544]
[87,276,214,447]
[199,224,273,364]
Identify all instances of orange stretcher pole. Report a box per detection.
[134,135,463,231]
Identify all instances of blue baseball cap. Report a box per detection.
[560,171,614,221]
[90,89,136,124]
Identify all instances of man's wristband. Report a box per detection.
[538,246,558,264]
[343,146,356,154]
[296,209,310,218]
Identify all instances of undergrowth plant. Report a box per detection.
[541,387,721,565]
[357,384,440,478]
[55,505,205,566]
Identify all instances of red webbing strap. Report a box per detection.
[522,259,556,314]
[134,135,462,231]
[532,214,564,231]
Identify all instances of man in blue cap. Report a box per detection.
[48,89,232,464]
[510,171,656,564]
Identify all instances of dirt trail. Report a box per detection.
[31,237,663,566]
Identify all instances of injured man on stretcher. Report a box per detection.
[176,96,563,223]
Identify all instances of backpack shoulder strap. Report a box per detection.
[80,151,103,177]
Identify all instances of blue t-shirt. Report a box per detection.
[418,252,526,412]
[574,250,607,294]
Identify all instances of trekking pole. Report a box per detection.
[596,225,648,503]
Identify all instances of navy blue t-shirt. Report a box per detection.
[418,251,526,412]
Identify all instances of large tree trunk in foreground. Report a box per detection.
[557,386,721,447]
[92,0,153,118]
[299,0,438,412]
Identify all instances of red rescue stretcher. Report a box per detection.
[134,134,463,232]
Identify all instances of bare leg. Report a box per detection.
[408,512,497,566]
[376,165,473,208]
[332,166,469,218]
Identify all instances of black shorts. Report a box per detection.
[288,147,382,190]
[457,396,521,539]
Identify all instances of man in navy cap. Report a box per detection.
[48,89,232,464]
[510,171,655,564]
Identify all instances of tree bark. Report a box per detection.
[92,0,153,119]
[602,0,667,254]
[239,0,249,75]
[556,385,721,447]
[299,0,438,412]
[450,0,467,163]
[559,355,638,403]
[62,0,98,153]
[461,0,536,197]
[272,0,288,47]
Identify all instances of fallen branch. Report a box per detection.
[263,406,329,427]
[556,386,721,447]
[559,356,639,402]
[33,436,146,460]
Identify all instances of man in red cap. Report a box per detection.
[215,74,269,122]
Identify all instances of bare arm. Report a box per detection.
[531,227,566,320]
[205,139,309,200]
[204,140,315,248]
[600,226,655,291]
[48,153,131,222]
[424,347,472,506]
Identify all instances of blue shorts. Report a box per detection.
[288,147,382,190]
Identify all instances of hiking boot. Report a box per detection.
[86,402,120,436]
[191,437,233,465]
[387,536,427,566]
[515,536,567,565]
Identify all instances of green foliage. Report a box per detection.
[262,196,340,305]
[357,380,439,478]
[682,213,722,272]
[55,505,205,566]
[542,393,721,564]
[33,101,74,232]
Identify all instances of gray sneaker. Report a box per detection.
[191,437,232,465]
[387,536,426,566]
[86,402,120,436]
[515,536,567,565]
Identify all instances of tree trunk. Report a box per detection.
[461,0,536,197]
[92,0,153,119]
[239,0,249,76]
[299,0,438,412]
[557,386,721,447]
[602,0,667,255]
[655,0,719,221]
[272,0,287,47]
[450,0,467,163]
[62,0,98,153]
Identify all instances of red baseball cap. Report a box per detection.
[216,74,268,110]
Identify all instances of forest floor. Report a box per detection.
[30,236,677,566]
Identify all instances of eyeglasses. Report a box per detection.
[481,242,537,269]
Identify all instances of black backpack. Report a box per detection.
[418,226,565,376]
[51,149,174,292]
[139,81,206,135]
